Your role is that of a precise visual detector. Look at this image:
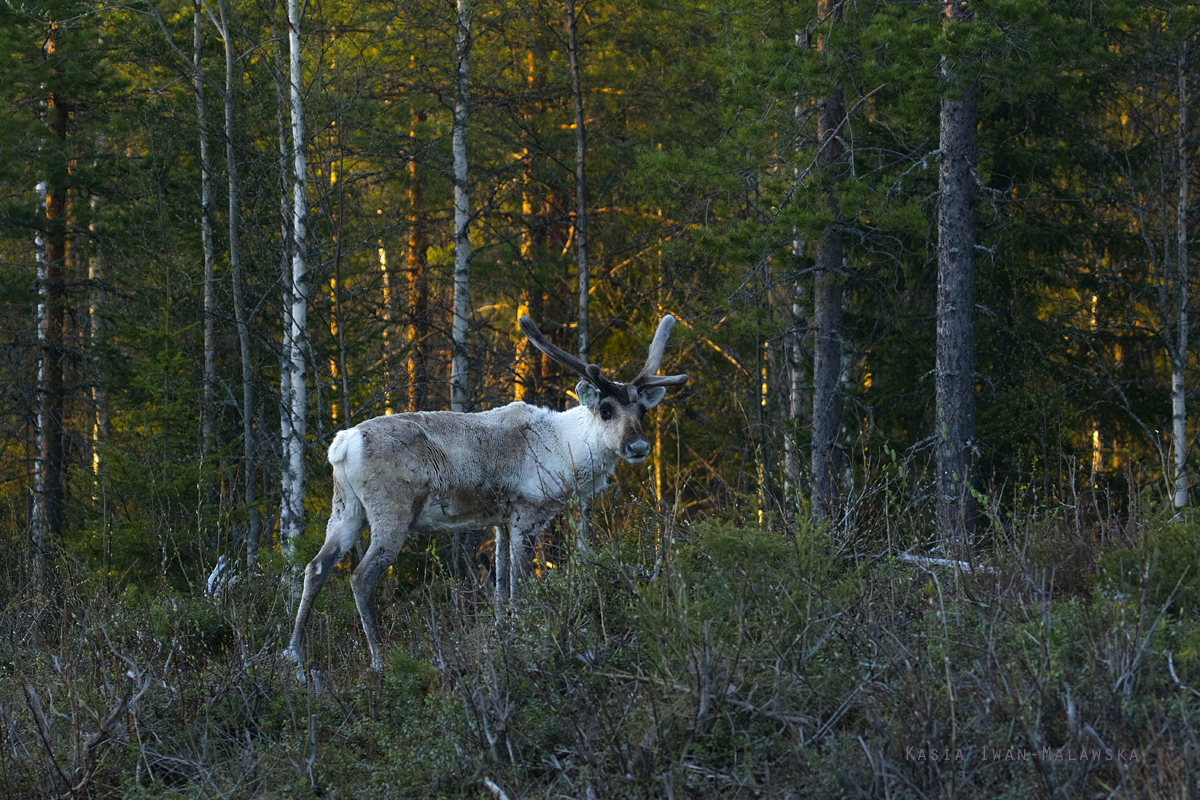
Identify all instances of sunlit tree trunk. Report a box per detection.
[1172,39,1189,509]
[285,0,310,550]
[408,108,430,412]
[450,0,472,412]
[211,0,260,552]
[566,0,589,360]
[811,0,844,524]
[88,138,106,497]
[379,245,393,415]
[514,50,544,404]
[935,0,977,540]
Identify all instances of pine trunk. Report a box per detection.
[88,141,106,494]
[811,0,844,524]
[39,48,70,586]
[408,111,429,412]
[1173,39,1189,509]
[567,0,589,360]
[935,1,977,540]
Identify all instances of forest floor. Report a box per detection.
[3,493,1200,799]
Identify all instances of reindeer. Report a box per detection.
[283,314,687,672]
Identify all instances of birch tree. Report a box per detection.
[285,0,310,549]
[31,179,48,586]
[450,0,472,412]
[1172,39,1189,508]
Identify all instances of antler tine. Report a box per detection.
[519,315,593,378]
[637,373,689,389]
[632,315,685,386]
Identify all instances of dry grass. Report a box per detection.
[2,489,1199,799]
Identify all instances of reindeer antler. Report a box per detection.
[519,314,687,397]
[633,315,688,389]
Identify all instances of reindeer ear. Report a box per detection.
[640,386,668,408]
[575,379,601,409]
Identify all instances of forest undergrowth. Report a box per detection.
[3,476,1200,800]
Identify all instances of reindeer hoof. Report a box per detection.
[281,647,306,683]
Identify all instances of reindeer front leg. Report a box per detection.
[507,504,555,601]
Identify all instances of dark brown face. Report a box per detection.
[595,395,650,463]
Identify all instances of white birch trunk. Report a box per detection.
[450,0,471,412]
[32,180,47,557]
[195,0,216,452]
[286,0,310,549]
[566,0,589,360]
[1173,39,1189,509]
[272,9,294,545]
[783,268,806,519]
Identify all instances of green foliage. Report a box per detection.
[1099,506,1200,616]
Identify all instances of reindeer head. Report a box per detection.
[519,315,689,464]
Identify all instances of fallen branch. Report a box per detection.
[898,553,995,575]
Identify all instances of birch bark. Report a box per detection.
[32,180,47,582]
[273,8,294,543]
[450,0,472,412]
[286,0,310,549]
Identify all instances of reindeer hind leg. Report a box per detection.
[285,476,366,666]
[351,496,416,672]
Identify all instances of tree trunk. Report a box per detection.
[38,32,70,588]
[195,0,216,454]
[408,111,430,412]
[273,8,294,548]
[286,0,310,550]
[88,140,106,497]
[811,0,844,524]
[784,267,808,521]
[450,0,472,413]
[32,179,48,583]
[935,0,977,540]
[566,0,589,360]
[214,0,260,554]
[1173,39,1189,509]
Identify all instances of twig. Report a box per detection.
[483,776,512,800]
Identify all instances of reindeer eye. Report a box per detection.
[600,404,613,421]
